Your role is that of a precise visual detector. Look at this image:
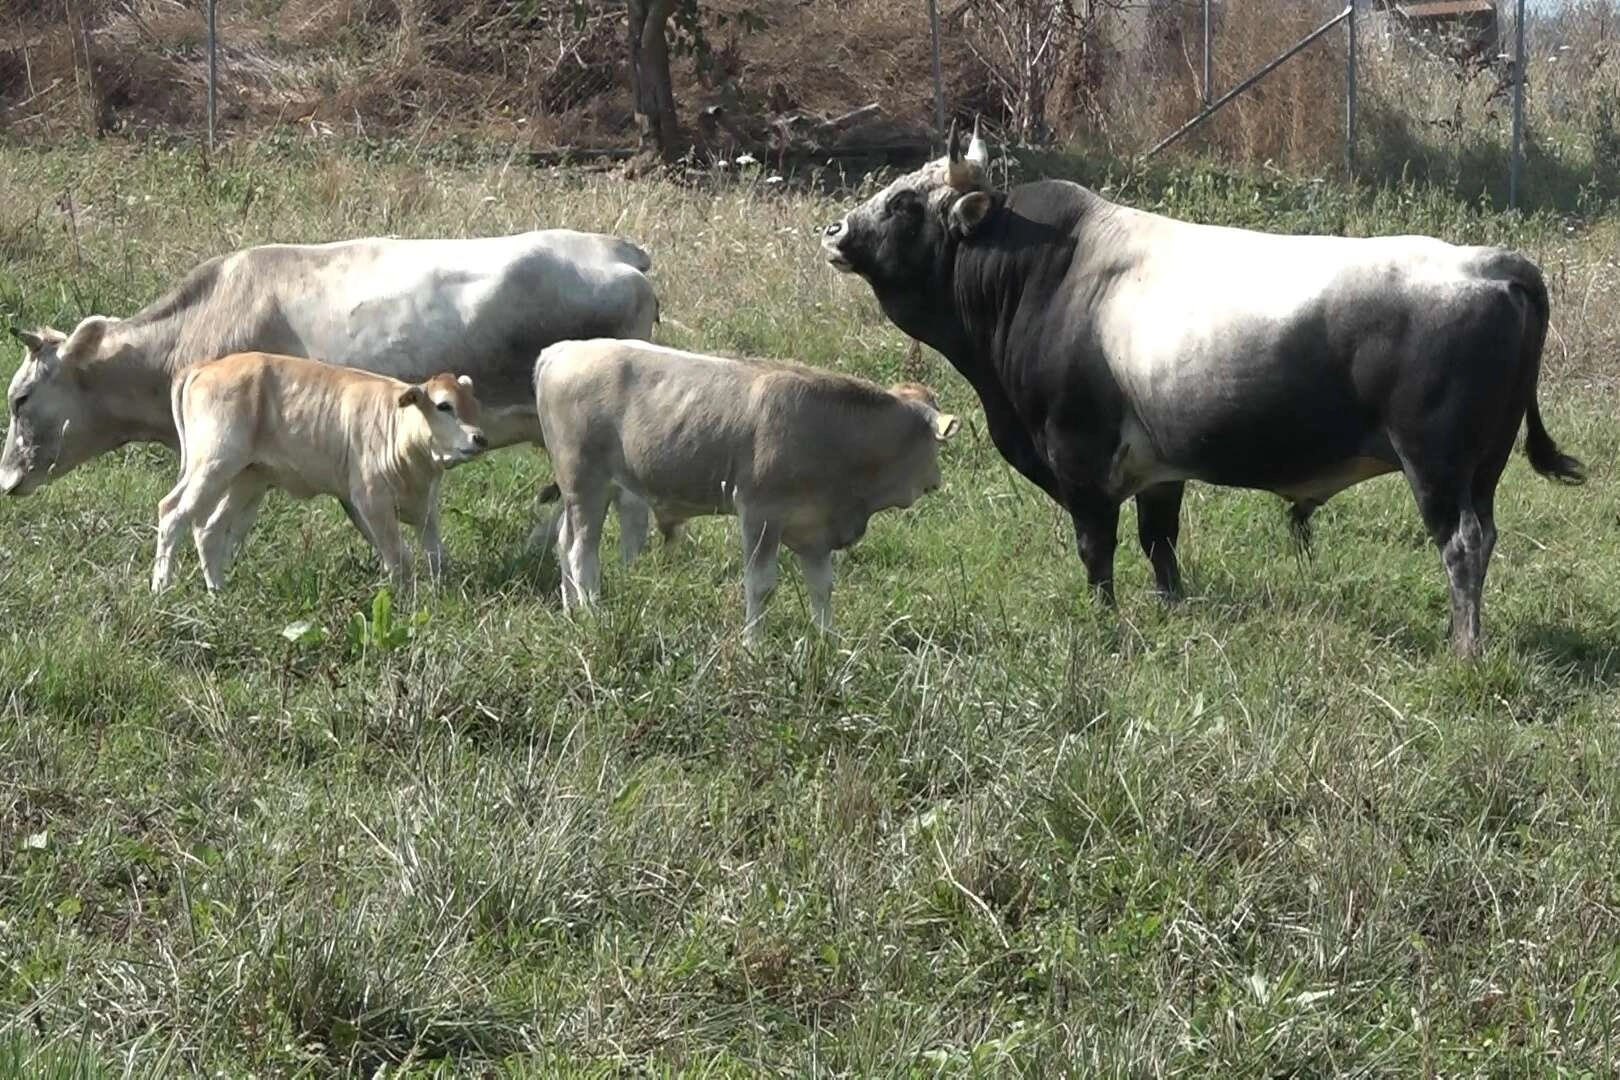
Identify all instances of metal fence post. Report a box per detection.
[1510,0,1524,208]
[927,0,946,153]
[1202,0,1213,107]
[1345,0,1357,177]
[206,0,218,152]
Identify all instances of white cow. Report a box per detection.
[535,339,961,641]
[151,352,487,592]
[2,229,659,550]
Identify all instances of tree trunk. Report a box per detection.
[628,0,681,158]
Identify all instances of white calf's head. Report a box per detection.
[889,380,961,497]
[1,318,118,496]
[398,372,488,466]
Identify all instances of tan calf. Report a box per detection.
[534,339,960,641]
[150,352,487,592]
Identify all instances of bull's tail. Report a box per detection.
[1508,256,1586,484]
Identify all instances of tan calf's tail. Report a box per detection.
[169,367,198,479]
[1505,255,1585,483]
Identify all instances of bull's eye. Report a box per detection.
[435,400,453,413]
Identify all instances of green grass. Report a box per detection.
[2,136,1620,1076]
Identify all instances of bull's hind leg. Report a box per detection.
[1402,466,1488,657]
[1134,481,1185,600]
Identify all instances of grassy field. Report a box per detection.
[2,137,1620,1077]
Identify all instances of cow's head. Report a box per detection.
[1,317,118,496]
[888,379,961,497]
[822,119,995,303]
[398,372,488,466]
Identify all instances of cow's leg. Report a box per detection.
[152,463,236,593]
[1068,492,1121,607]
[796,547,835,634]
[613,487,651,566]
[738,506,782,644]
[562,486,611,610]
[657,515,686,549]
[1134,481,1185,600]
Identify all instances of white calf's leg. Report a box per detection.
[796,548,836,634]
[563,487,611,610]
[614,487,651,566]
[738,506,782,645]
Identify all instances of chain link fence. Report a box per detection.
[4,2,1614,208]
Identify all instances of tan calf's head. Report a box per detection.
[398,372,488,466]
[1,319,118,496]
[888,379,961,496]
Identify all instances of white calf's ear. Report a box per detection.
[949,192,993,239]
[398,385,426,408]
[934,412,961,441]
[61,315,116,362]
[457,374,474,389]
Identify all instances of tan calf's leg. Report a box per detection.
[352,492,412,586]
[195,473,270,591]
[152,462,238,592]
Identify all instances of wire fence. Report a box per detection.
[8,1,1619,208]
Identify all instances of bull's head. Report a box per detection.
[1,317,116,496]
[821,117,995,290]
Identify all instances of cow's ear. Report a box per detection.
[61,315,116,362]
[456,374,474,390]
[398,385,426,408]
[933,412,961,441]
[949,192,994,239]
[9,327,46,354]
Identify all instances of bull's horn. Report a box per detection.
[946,117,961,163]
[967,115,988,166]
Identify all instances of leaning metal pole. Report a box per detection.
[1144,6,1352,161]
[927,0,946,153]
[1346,0,1357,177]
[1202,0,1212,108]
[206,0,218,152]
[1511,0,1525,208]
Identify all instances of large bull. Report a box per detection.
[2,229,660,548]
[820,122,1584,656]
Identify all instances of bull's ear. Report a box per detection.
[9,327,46,354]
[949,192,994,239]
[933,412,961,441]
[456,374,474,390]
[398,385,426,408]
[61,315,116,362]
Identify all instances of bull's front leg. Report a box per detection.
[1067,489,1121,607]
[1134,481,1185,601]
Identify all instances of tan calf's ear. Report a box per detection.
[398,385,426,408]
[934,413,961,441]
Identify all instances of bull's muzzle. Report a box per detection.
[821,220,854,271]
